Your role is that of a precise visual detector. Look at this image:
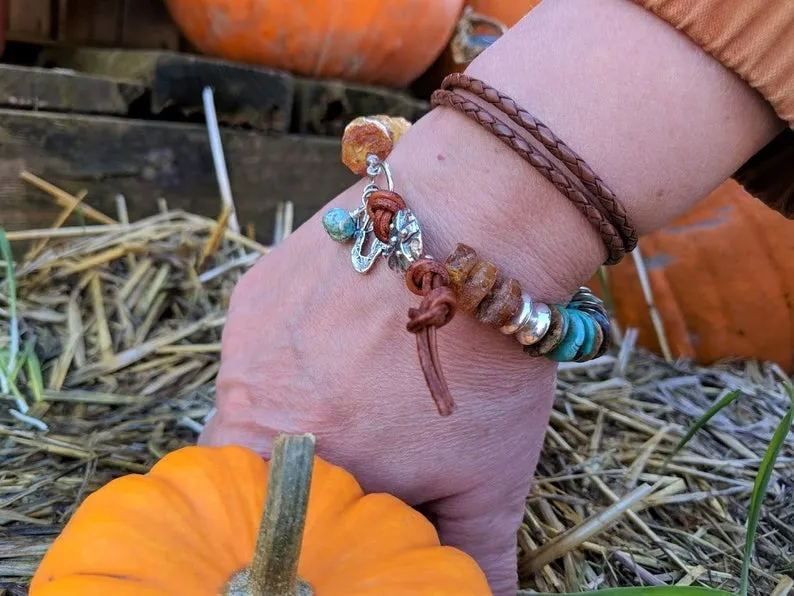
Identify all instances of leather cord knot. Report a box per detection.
[406,258,450,295]
[367,189,406,243]
[405,259,457,417]
[407,286,456,332]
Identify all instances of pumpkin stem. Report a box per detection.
[224,433,316,596]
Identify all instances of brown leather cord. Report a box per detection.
[406,259,457,416]
[442,73,638,253]
[363,187,458,416]
[432,88,627,265]
[367,189,406,243]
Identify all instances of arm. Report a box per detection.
[201,1,786,594]
[388,0,782,304]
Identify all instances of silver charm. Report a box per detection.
[383,208,423,272]
[351,210,387,273]
[333,154,427,275]
[348,159,393,274]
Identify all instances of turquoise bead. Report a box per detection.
[575,312,597,361]
[548,308,586,362]
[322,208,356,242]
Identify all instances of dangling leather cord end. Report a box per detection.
[363,190,458,416]
[406,260,457,416]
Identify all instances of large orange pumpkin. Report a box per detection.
[164,0,464,88]
[30,435,491,595]
[594,180,794,371]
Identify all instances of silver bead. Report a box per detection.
[515,302,552,345]
[500,294,533,335]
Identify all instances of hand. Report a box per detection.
[199,154,561,594]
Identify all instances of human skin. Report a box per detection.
[199,0,782,593]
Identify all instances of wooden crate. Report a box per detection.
[5,0,182,50]
[0,51,425,244]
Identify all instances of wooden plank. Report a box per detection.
[60,0,123,46]
[294,78,430,136]
[39,48,294,132]
[56,0,181,50]
[118,0,182,50]
[6,0,53,43]
[0,109,356,243]
[0,64,145,114]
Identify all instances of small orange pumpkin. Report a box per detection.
[164,0,464,88]
[593,180,794,371]
[30,434,491,595]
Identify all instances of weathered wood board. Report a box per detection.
[38,47,431,135]
[6,0,53,44]
[0,110,356,243]
[58,0,182,50]
[293,78,429,136]
[0,64,145,114]
[6,0,183,49]
[38,48,294,132]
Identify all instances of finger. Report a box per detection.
[424,484,529,596]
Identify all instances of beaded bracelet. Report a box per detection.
[322,116,611,417]
[444,243,610,364]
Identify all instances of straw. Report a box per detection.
[0,175,791,595]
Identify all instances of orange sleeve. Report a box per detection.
[632,0,793,127]
[631,0,794,218]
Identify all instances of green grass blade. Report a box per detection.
[595,265,616,316]
[5,372,28,413]
[9,340,36,384]
[739,383,794,595]
[663,389,742,469]
[528,587,732,595]
[25,347,44,402]
[0,228,19,381]
[10,346,28,381]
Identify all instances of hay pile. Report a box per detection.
[0,178,792,595]
[522,353,793,595]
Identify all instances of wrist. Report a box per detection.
[387,107,602,305]
[465,0,782,235]
[378,0,782,306]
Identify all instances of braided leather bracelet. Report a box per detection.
[321,116,611,417]
[432,74,638,265]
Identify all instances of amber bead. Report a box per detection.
[341,115,412,176]
[444,243,481,293]
[476,277,523,328]
[456,260,499,313]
